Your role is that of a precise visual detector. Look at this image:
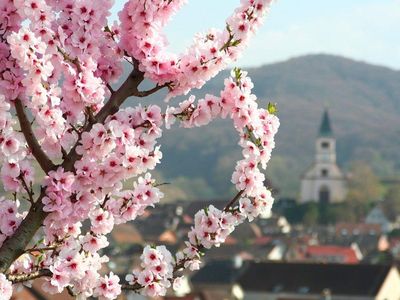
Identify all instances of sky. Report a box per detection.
[110,0,400,69]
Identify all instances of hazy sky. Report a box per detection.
[111,0,400,69]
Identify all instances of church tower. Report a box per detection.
[300,110,347,203]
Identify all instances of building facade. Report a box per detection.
[300,110,347,203]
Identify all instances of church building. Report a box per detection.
[300,110,347,203]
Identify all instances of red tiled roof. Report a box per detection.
[306,245,359,264]
[224,236,238,245]
[253,236,272,246]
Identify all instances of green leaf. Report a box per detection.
[233,67,242,82]
[267,102,278,115]
[231,39,242,47]
[36,254,45,264]
[203,207,209,216]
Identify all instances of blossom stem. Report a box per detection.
[224,190,245,212]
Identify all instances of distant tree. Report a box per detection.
[382,184,400,222]
[303,204,319,226]
[347,161,383,203]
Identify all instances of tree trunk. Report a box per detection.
[0,191,48,273]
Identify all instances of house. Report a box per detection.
[111,223,143,245]
[238,262,400,300]
[255,215,291,235]
[205,239,287,262]
[296,244,362,264]
[191,259,247,300]
[365,205,396,233]
[335,223,382,236]
[326,223,390,256]
[190,261,400,300]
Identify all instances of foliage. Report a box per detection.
[282,200,372,226]
[382,184,400,222]
[347,161,384,204]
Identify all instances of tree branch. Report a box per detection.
[0,64,166,275]
[24,246,57,254]
[18,174,35,204]
[134,83,168,98]
[0,190,48,273]
[62,69,144,172]
[14,99,56,173]
[122,189,246,293]
[224,190,244,212]
[8,269,52,284]
[121,283,142,291]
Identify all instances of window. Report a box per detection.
[321,141,330,149]
[298,286,310,294]
[321,169,328,177]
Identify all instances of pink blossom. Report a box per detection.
[0,273,13,300]
[93,272,121,300]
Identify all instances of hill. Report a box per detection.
[123,54,400,199]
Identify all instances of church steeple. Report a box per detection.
[319,109,333,137]
[300,109,347,204]
[316,109,336,164]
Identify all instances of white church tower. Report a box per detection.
[300,110,347,203]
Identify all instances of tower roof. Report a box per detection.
[319,109,333,137]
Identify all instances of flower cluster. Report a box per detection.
[0,1,278,299]
[126,245,174,297]
[0,1,24,100]
[93,272,121,300]
[124,69,279,297]
[120,0,274,98]
[0,199,24,248]
[0,96,33,192]
[41,237,111,297]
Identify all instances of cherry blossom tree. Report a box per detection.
[0,0,279,298]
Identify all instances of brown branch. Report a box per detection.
[0,191,48,273]
[8,269,52,284]
[62,69,144,172]
[134,84,168,97]
[57,47,82,73]
[0,64,147,272]
[0,62,165,276]
[106,83,115,94]
[18,174,35,204]
[122,189,245,293]
[121,283,142,291]
[224,190,244,212]
[14,99,56,173]
[24,246,57,254]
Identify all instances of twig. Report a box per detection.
[106,83,115,94]
[18,174,35,204]
[57,46,82,73]
[134,84,168,97]
[8,269,52,284]
[24,246,57,254]
[224,190,245,212]
[121,189,245,293]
